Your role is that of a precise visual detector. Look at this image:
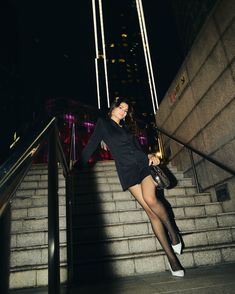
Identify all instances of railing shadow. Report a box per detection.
[70,164,115,286]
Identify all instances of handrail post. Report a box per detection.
[157,132,165,161]
[65,175,74,287]
[69,122,77,170]
[188,149,201,193]
[48,124,60,294]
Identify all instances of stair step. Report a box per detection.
[71,200,221,216]
[77,168,185,179]
[75,178,193,188]
[22,173,65,182]
[14,184,197,200]
[9,162,235,289]
[10,243,235,288]
[73,227,235,259]
[10,244,67,268]
[9,265,67,289]
[75,186,198,196]
[19,179,65,189]
[72,243,235,280]
[75,173,187,187]
[73,221,235,242]
[173,202,223,217]
[11,210,235,239]
[11,216,67,233]
[12,195,66,208]
[11,227,234,269]
[74,211,235,230]
[72,204,225,225]
[75,183,197,195]
[10,210,235,235]
[29,161,182,178]
[74,191,212,206]
[27,164,63,173]
[11,230,67,248]
[15,187,66,197]
[11,197,217,220]
[183,227,235,247]
[10,225,235,252]
[176,212,235,231]
[11,205,66,219]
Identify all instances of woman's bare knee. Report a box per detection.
[140,176,159,208]
[129,183,162,224]
[129,185,157,218]
[142,194,157,209]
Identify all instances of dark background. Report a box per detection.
[1,0,183,103]
[0,0,184,158]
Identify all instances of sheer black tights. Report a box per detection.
[129,175,183,271]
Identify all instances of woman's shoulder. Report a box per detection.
[94,117,111,132]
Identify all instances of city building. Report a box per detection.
[102,0,154,116]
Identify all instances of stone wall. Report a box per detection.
[156,0,235,211]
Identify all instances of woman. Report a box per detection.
[78,97,184,277]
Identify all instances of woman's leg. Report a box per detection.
[141,176,179,245]
[128,180,183,271]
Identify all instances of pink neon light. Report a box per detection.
[82,121,95,133]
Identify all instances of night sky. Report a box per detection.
[2,0,183,102]
[0,0,183,157]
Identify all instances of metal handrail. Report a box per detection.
[156,126,235,176]
[0,118,53,216]
[156,126,235,193]
[0,117,71,294]
[68,122,77,170]
[1,119,54,191]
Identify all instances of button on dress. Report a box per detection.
[80,117,151,191]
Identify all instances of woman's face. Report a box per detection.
[111,102,129,121]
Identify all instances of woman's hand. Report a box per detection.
[148,153,160,166]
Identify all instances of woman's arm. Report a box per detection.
[79,118,104,167]
[134,135,160,166]
[148,153,160,166]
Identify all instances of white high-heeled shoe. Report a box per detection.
[171,235,183,255]
[167,261,184,277]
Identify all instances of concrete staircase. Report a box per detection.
[10,164,67,289]
[9,161,235,288]
[72,161,235,281]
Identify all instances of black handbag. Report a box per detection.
[150,164,171,189]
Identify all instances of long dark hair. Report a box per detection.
[108,97,138,134]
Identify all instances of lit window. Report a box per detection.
[121,33,127,38]
[111,59,116,63]
[119,58,125,63]
[110,43,115,47]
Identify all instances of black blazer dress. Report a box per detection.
[79,117,151,191]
